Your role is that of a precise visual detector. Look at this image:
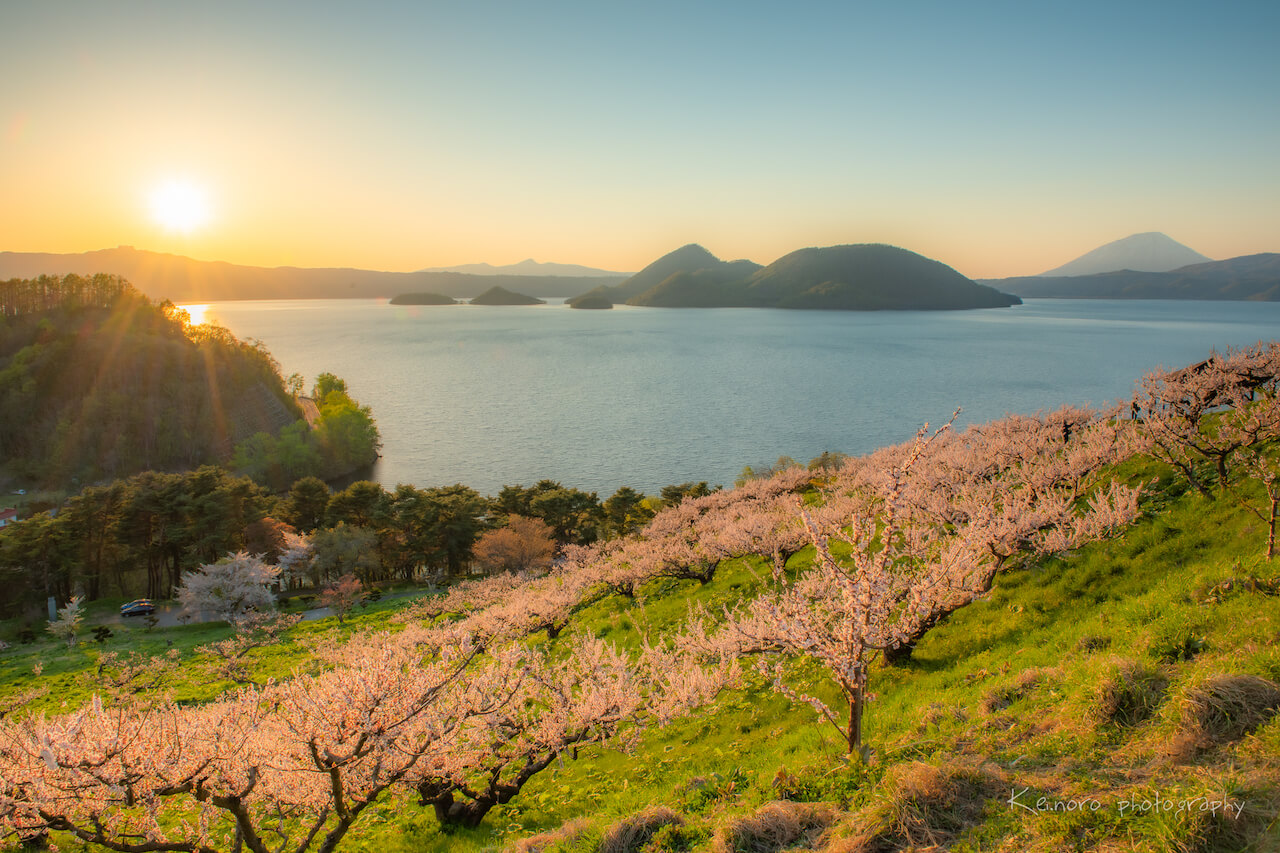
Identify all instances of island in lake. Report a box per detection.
[388,292,457,305]
[570,243,1020,310]
[469,285,546,305]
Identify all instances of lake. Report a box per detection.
[192,298,1280,497]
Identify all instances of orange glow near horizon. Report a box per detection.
[2,5,1276,282]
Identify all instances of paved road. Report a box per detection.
[104,588,430,629]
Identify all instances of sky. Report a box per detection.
[3,0,1277,279]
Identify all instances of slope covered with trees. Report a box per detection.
[0,275,300,488]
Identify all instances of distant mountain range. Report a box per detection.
[10,238,1274,306]
[1039,232,1212,276]
[421,259,630,277]
[570,244,1021,311]
[0,247,625,301]
[993,253,1280,301]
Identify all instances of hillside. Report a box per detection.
[0,247,626,302]
[0,274,302,488]
[2,356,1279,852]
[742,244,1021,310]
[603,243,1021,310]
[568,244,763,307]
[996,253,1280,301]
[1041,232,1213,276]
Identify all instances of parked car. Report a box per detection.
[120,599,156,617]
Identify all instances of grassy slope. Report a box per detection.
[2,459,1279,852]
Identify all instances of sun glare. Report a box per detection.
[149,180,211,233]
[180,303,210,325]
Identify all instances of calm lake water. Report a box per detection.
[194,298,1280,497]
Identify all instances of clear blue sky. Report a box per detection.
[3,0,1277,277]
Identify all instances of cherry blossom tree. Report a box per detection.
[1137,343,1280,556]
[89,648,183,702]
[1229,453,1280,559]
[0,635,521,853]
[176,551,279,624]
[1136,342,1280,495]
[198,612,304,687]
[318,574,364,624]
[45,596,84,648]
[275,531,315,590]
[1,621,734,848]
[839,406,1144,663]
[705,422,986,754]
[702,411,1144,753]
[413,634,734,827]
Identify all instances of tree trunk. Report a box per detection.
[417,784,493,828]
[1268,489,1277,561]
[846,689,863,753]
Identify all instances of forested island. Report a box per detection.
[569,243,1020,310]
[469,285,546,305]
[388,292,457,305]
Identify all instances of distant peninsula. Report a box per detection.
[570,243,1020,311]
[469,286,546,306]
[566,293,613,310]
[388,292,457,305]
[992,253,1280,301]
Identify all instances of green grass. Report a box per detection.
[0,591,430,714]
[4,459,1280,852]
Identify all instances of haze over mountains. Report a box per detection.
[996,253,1280,301]
[0,246,624,301]
[5,232,1278,305]
[983,231,1280,301]
[421,259,630,277]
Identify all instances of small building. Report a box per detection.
[0,508,17,528]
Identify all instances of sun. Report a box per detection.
[149,179,212,233]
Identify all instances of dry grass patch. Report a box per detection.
[824,759,1004,853]
[1090,658,1167,728]
[711,801,837,853]
[980,666,1058,714]
[507,818,593,853]
[1166,673,1280,761]
[598,806,684,853]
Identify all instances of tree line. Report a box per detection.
[0,273,134,317]
[0,462,722,619]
